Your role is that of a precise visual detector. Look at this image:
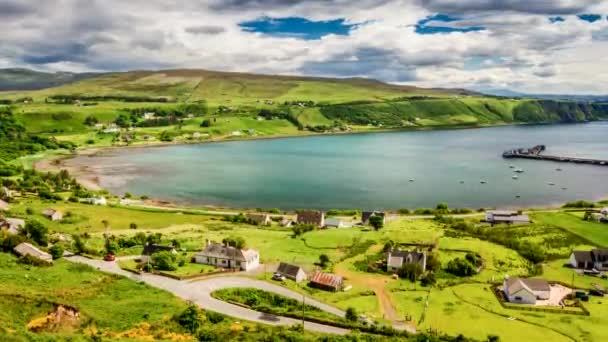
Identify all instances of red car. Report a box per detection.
[104,254,116,262]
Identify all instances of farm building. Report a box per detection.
[362,211,385,225]
[570,249,608,271]
[309,271,343,292]
[297,210,325,227]
[13,242,53,264]
[503,277,550,305]
[0,218,25,235]
[194,241,259,271]
[387,249,427,273]
[141,244,178,264]
[0,199,9,211]
[42,209,63,221]
[246,213,271,226]
[324,218,347,228]
[275,262,307,283]
[485,210,529,224]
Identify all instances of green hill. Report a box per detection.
[0,68,607,144]
[0,68,100,91]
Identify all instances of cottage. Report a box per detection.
[0,199,9,211]
[485,210,529,224]
[570,249,608,271]
[102,127,120,134]
[309,271,343,292]
[143,112,156,120]
[194,241,259,271]
[42,209,63,221]
[13,242,53,264]
[503,277,550,304]
[324,218,346,228]
[141,244,177,263]
[280,219,295,227]
[386,249,427,273]
[87,197,107,206]
[0,218,25,235]
[246,213,271,226]
[601,208,608,216]
[231,131,242,136]
[297,211,325,227]
[362,211,385,225]
[275,262,307,283]
[590,213,605,222]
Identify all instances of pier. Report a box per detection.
[503,145,608,166]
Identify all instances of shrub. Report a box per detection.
[49,245,64,260]
[175,304,202,334]
[200,119,212,127]
[369,215,384,230]
[24,220,48,246]
[318,254,330,268]
[563,200,595,208]
[446,258,476,277]
[205,311,225,324]
[345,307,358,322]
[221,236,246,249]
[152,251,178,271]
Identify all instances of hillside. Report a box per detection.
[0,68,100,91]
[0,68,607,148]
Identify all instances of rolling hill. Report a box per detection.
[0,68,100,91]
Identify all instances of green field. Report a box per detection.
[532,212,608,247]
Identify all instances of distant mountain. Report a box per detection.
[481,88,608,102]
[0,68,101,91]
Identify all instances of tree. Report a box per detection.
[345,307,358,322]
[72,234,87,254]
[175,303,202,334]
[49,245,64,259]
[369,215,384,230]
[436,202,449,212]
[200,119,211,127]
[425,253,441,272]
[318,254,330,268]
[129,222,138,230]
[446,258,476,277]
[222,236,246,249]
[398,263,423,282]
[152,251,178,271]
[84,115,99,126]
[24,220,48,246]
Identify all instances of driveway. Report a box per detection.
[65,256,348,335]
[536,284,572,306]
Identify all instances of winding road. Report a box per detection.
[66,256,349,335]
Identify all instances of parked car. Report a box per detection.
[272,272,286,281]
[104,254,116,262]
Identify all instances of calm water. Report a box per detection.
[77,122,608,209]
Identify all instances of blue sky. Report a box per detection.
[1,0,608,94]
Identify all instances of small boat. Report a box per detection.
[561,187,568,190]
[409,179,414,182]
[556,168,562,171]
[548,182,555,186]
[514,168,524,173]
[512,175,518,179]
[515,195,521,198]
[509,165,515,168]
[480,180,487,184]
[460,180,465,184]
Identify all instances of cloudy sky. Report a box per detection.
[1,0,608,94]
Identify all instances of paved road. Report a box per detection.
[65,256,348,335]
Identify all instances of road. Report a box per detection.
[65,256,348,335]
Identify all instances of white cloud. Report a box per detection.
[0,0,607,94]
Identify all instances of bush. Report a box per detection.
[369,215,384,230]
[18,254,50,267]
[24,220,48,246]
[152,251,178,271]
[205,311,225,324]
[49,245,64,260]
[563,200,595,208]
[175,304,202,334]
[345,307,358,322]
[446,258,476,277]
[221,236,246,249]
[200,119,212,127]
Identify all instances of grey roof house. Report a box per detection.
[246,213,271,226]
[194,241,260,271]
[0,218,25,235]
[13,242,53,264]
[387,249,427,273]
[570,249,608,271]
[297,211,325,227]
[42,209,63,221]
[275,262,307,282]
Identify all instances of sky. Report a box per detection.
[1,0,608,94]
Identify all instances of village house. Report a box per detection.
[485,210,530,225]
[386,249,427,273]
[297,210,325,227]
[87,197,107,206]
[246,213,271,226]
[601,207,608,216]
[194,241,259,271]
[0,218,25,235]
[570,249,608,271]
[503,276,550,305]
[362,211,385,225]
[275,262,307,283]
[141,244,177,263]
[143,112,156,120]
[324,218,347,228]
[102,127,120,134]
[589,213,605,222]
[42,209,63,221]
[309,271,343,292]
[13,242,53,264]
[231,131,242,136]
[0,199,9,211]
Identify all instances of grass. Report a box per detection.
[0,252,188,340]
[531,212,608,247]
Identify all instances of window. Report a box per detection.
[515,296,522,301]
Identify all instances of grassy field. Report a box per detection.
[531,212,608,247]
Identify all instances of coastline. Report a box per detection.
[32,120,608,212]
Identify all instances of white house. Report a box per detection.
[570,249,608,271]
[275,262,307,283]
[601,207,608,216]
[231,131,242,136]
[87,197,107,206]
[503,277,550,304]
[143,112,156,120]
[102,127,120,134]
[42,209,63,221]
[194,241,259,271]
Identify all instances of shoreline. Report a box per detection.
[32,121,608,212]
